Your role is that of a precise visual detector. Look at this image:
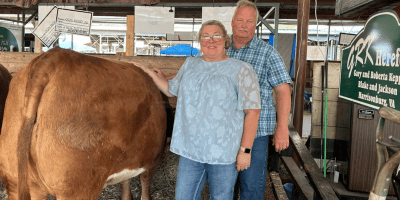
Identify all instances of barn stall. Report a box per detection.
[1,0,400,199]
[0,50,278,200]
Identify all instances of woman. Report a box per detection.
[135,20,261,200]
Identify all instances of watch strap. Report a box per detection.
[241,146,252,154]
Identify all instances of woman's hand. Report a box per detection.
[130,62,151,74]
[129,62,174,98]
[152,68,167,79]
[236,151,251,171]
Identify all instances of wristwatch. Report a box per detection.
[241,146,252,154]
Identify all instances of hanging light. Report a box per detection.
[169,7,174,12]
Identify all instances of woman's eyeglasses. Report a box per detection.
[201,35,223,42]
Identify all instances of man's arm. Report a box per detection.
[273,83,291,152]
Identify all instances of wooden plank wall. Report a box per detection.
[0,51,185,77]
[348,104,400,195]
[0,51,186,107]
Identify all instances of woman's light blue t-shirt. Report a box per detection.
[169,57,261,164]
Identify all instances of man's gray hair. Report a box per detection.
[233,0,259,22]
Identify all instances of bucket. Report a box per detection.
[283,183,293,199]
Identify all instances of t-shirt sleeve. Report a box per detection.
[267,50,292,87]
[236,63,261,110]
[168,58,190,96]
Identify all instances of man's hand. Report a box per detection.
[273,125,289,152]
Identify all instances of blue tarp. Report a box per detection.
[160,44,199,56]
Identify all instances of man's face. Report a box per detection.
[231,6,257,40]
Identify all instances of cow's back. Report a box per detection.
[0,48,167,199]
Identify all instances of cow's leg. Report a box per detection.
[30,191,48,200]
[140,169,153,200]
[4,186,18,200]
[57,193,99,200]
[121,179,132,200]
[1,178,18,200]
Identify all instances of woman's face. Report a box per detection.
[200,25,226,62]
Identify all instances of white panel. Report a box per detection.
[33,7,60,47]
[135,6,175,34]
[56,8,93,36]
[202,7,236,35]
[166,32,197,41]
[39,5,74,23]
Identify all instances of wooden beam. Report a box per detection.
[270,171,289,200]
[126,15,134,56]
[281,156,315,200]
[34,20,41,53]
[289,125,338,200]
[293,0,310,137]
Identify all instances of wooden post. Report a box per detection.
[293,0,310,137]
[126,15,135,56]
[34,20,42,53]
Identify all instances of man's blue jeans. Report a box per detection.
[239,135,270,200]
[175,156,238,200]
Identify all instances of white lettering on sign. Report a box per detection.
[370,71,388,81]
[358,92,388,107]
[390,99,396,108]
[347,34,378,78]
[389,73,400,85]
[375,48,400,67]
[377,84,398,95]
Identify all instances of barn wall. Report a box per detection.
[310,61,352,162]
[0,52,185,76]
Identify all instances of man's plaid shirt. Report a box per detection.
[226,36,292,138]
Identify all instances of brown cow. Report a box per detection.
[0,47,167,200]
[0,64,12,129]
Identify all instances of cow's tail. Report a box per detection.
[18,61,51,200]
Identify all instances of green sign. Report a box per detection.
[0,27,19,52]
[340,10,400,111]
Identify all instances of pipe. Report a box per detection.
[371,117,388,193]
[323,19,331,177]
[370,149,400,197]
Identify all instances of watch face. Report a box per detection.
[244,148,251,154]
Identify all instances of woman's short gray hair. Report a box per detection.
[197,20,231,49]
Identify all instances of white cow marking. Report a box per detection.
[105,168,145,187]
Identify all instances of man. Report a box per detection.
[226,1,291,199]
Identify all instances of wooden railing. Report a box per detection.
[271,125,338,200]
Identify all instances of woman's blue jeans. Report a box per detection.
[239,135,269,200]
[175,156,238,200]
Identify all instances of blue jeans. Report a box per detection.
[175,156,238,200]
[239,135,269,200]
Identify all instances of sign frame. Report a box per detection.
[339,9,400,111]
